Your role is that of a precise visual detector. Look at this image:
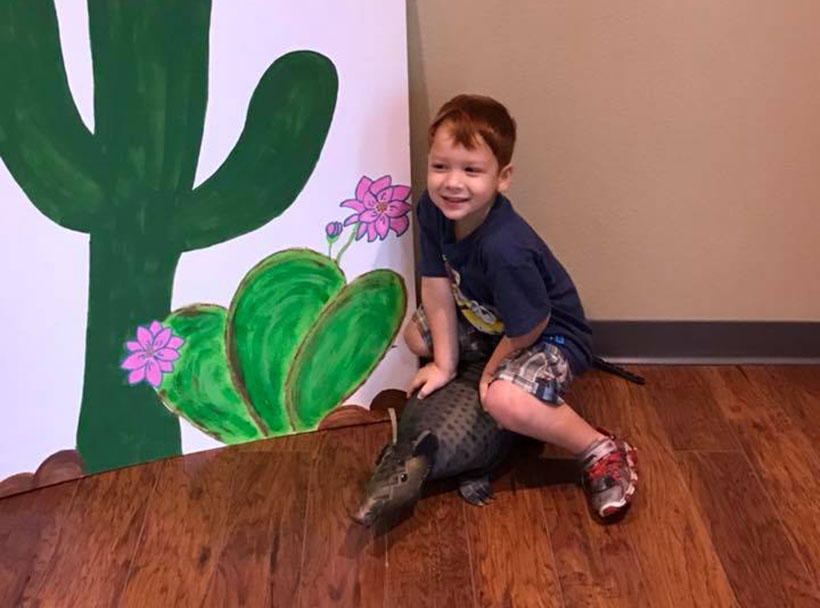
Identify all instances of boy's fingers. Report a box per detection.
[407,373,425,397]
[420,378,445,400]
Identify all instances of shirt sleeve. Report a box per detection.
[489,262,551,337]
[415,193,448,277]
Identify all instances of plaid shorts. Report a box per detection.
[412,306,573,406]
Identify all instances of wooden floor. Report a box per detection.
[2,366,820,607]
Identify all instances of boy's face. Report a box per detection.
[426,125,512,235]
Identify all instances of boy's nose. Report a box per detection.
[443,172,462,190]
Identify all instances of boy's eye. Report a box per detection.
[431,163,446,170]
[465,167,481,174]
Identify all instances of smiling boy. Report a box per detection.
[405,94,638,520]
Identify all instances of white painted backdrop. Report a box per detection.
[0,0,415,480]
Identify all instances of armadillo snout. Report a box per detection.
[351,499,380,527]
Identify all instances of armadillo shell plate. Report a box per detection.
[398,364,513,479]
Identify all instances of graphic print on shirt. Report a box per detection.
[443,259,505,335]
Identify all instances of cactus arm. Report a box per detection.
[178,51,338,251]
[0,0,106,231]
[87,0,210,195]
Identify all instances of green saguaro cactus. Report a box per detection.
[0,1,338,472]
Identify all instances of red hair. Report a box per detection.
[428,94,517,167]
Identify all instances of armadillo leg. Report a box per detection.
[458,474,493,506]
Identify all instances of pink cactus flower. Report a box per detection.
[341,175,411,242]
[121,320,184,388]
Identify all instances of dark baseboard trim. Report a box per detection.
[589,321,820,363]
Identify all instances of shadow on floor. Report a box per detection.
[348,439,584,543]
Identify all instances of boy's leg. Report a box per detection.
[482,343,638,519]
[482,381,602,453]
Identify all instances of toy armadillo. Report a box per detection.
[352,362,515,526]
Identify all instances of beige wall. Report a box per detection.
[407,1,820,320]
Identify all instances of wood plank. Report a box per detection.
[118,448,239,607]
[23,462,161,607]
[0,482,77,606]
[576,370,738,608]
[497,373,648,608]
[742,366,820,456]
[523,459,649,608]
[464,466,564,608]
[777,365,820,396]
[200,440,316,607]
[704,365,820,586]
[232,432,321,455]
[297,424,388,608]
[677,450,820,607]
[547,374,649,608]
[384,479,475,608]
[641,366,739,451]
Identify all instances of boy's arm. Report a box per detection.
[423,276,459,373]
[407,276,459,398]
[479,317,549,403]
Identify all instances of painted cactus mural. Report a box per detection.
[0,1,338,472]
[134,177,410,444]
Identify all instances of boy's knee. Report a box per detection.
[482,380,563,430]
[482,381,532,430]
[403,321,431,358]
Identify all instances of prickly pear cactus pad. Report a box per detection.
[227,250,346,435]
[157,306,264,444]
[285,270,406,431]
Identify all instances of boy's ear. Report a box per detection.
[497,164,513,192]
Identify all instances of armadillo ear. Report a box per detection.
[411,430,439,459]
[375,443,391,465]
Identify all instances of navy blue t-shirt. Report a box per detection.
[416,191,593,375]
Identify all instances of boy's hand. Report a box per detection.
[478,373,492,406]
[407,362,456,399]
